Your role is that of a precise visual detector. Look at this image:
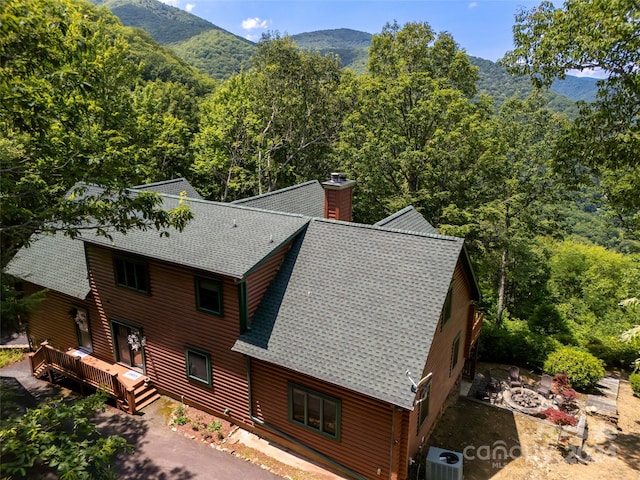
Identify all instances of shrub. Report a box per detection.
[540,407,577,426]
[544,347,605,390]
[528,304,568,336]
[479,320,559,370]
[207,420,222,433]
[630,373,640,397]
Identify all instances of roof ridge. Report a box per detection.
[156,191,312,220]
[374,205,416,226]
[231,180,320,204]
[311,217,462,242]
[132,178,188,189]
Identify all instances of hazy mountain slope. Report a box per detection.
[293,29,370,73]
[551,75,599,102]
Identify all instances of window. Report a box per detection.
[450,332,461,375]
[114,257,149,293]
[71,306,92,352]
[195,276,223,315]
[185,347,211,386]
[289,383,341,440]
[441,284,453,328]
[417,380,432,431]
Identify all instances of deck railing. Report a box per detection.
[465,310,484,357]
[28,342,137,414]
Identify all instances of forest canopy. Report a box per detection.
[2,0,639,370]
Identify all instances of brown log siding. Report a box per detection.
[407,259,472,459]
[22,283,97,353]
[245,244,290,321]
[85,244,250,421]
[250,359,397,480]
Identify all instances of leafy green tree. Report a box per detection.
[0,391,132,479]
[0,0,192,270]
[502,0,640,235]
[443,96,568,325]
[131,80,199,182]
[338,21,489,224]
[192,73,258,201]
[193,34,346,199]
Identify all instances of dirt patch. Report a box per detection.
[426,367,640,480]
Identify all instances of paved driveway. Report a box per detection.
[1,359,281,480]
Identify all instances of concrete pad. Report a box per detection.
[229,429,349,479]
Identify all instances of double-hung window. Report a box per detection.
[114,257,149,293]
[185,347,211,386]
[450,331,461,376]
[195,276,223,316]
[289,383,341,440]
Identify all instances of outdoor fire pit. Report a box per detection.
[503,387,549,415]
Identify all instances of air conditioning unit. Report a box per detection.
[425,447,463,480]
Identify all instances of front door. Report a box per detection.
[112,322,145,372]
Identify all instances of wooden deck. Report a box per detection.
[28,342,159,414]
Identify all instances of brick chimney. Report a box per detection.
[322,172,355,222]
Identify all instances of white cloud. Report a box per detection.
[567,68,609,79]
[242,17,269,31]
[185,3,195,12]
[158,0,180,7]
[468,2,478,8]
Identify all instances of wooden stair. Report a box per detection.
[133,382,161,411]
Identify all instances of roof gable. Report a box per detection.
[375,206,438,234]
[5,233,90,299]
[231,180,325,218]
[233,219,465,409]
[132,178,203,200]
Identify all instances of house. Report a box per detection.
[6,175,483,480]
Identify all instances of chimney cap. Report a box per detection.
[322,172,355,190]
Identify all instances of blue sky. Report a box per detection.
[159,0,545,61]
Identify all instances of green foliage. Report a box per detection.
[630,373,640,397]
[171,29,255,80]
[193,34,346,200]
[479,319,560,370]
[1,0,194,270]
[292,29,372,74]
[528,304,568,336]
[0,349,24,369]
[544,347,605,390]
[503,0,640,235]
[95,0,217,45]
[207,420,222,432]
[0,391,132,478]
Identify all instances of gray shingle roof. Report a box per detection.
[231,181,325,218]
[233,219,465,409]
[82,195,310,279]
[5,233,90,299]
[375,206,438,234]
[132,178,203,200]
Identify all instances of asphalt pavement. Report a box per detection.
[0,359,282,480]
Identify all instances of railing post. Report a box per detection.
[127,388,136,415]
[74,356,85,395]
[41,342,53,384]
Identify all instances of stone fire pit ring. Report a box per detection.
[503,387,550,415]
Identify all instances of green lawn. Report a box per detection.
[0,349,25,368]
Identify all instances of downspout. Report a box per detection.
[245,356,368,480]
[388,405,396,480]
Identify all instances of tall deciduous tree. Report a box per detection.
[0,0,191,269]
[338,21,489,224]
[443,96,568,326]
[193,34,346,200]
[502,0,640,235]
